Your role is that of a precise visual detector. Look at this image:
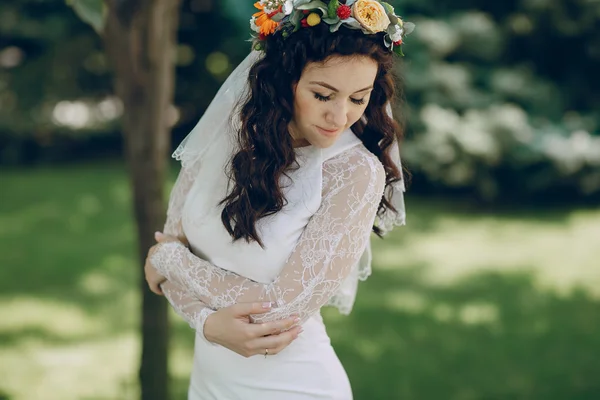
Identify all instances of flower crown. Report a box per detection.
[250,0,415,55]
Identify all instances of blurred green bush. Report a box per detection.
[0,0,247,164]
[1,0,598,202]
[399,0,600,202]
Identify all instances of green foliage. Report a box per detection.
[1,0,598,201]
[395,0,600,201]
[1,164,600,398]
[327,0,339,19]
[0,0,112,159]
[65,0,106,33]
[0,0,245,165]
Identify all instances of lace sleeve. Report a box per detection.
[159,162,216,339]
[150,148,386,324]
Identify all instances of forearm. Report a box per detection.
[160,280,216,341]
[151,242,273,308]
[151,225,369,323]
[150,154,385,323]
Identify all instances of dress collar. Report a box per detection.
[294,127,362,162]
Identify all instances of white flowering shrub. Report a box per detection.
[397,1,599,202]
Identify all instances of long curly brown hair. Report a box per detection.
[220,24,405,247]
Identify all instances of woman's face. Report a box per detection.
[289,55,378,148]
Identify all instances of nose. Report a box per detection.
[325,101,348,129]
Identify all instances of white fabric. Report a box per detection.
[164,50,406,317]
[152,129,385,323]
[152,128,383,399]
[171,51,260,169]
[159,161,216,342]
[376,135,406,233]
[152,50,407,399]
[188,312,352,399]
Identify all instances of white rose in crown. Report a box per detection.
[352,0,391,33]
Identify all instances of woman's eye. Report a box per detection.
[314,93,331,102]
[314,93,366,105]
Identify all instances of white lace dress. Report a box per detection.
[150,127,386,399]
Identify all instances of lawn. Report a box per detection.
[1,162,599,400]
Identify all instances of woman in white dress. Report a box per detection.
[145,1,413,398]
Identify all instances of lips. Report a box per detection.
[316,126,339,137]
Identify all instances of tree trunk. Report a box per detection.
[102,1,180,399]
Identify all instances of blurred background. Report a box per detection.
[1,0,599,399]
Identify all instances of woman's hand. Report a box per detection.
[204,301,303,358]
[146,232,302,356]
[145,231,185,295]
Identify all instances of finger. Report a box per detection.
[144,265,164,296]
[252,316,301,337]
[252,326,302,354]
[147,245,157,257]
[154,231,177,243]
[155,232,168,243]
[230,302,274,317]
[149,281,163,295]
[259,325,302,348]
[271,326,303,355]
[251,334,290,353]
[177,235,190,247]
[270,340,294,356]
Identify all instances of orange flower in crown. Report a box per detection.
[248,0,415,56]
[251,2,281,36]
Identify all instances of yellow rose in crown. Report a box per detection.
[352,0,391,33]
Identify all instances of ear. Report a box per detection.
[291,82,298,95]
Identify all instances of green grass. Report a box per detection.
[1,162,599,400]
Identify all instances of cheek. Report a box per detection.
[294,91,317,123]
[348,107,367,125]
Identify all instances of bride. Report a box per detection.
[145,1,412,398]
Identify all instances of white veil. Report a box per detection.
[173,50,406,314]
[172,51,261,169]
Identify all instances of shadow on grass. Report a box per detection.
[166,266,600,400]
[0,163,142,338]
[2,164,599,399]
[321,266,600,400]
[400,196,585,237]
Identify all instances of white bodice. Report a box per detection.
[151,126,386,330]
[181,128,361,284]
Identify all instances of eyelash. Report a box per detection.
[314,93,366,105]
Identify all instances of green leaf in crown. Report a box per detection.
[327,0,340,19]
[248,0,415,57]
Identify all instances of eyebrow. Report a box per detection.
[309,81,373,93]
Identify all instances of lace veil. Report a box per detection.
[172,50,406,314]
[172,51,260,168]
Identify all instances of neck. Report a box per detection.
[288,121,311,148]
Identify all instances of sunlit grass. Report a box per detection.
[373,204,600,295]
[1,163,599,400]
